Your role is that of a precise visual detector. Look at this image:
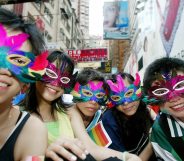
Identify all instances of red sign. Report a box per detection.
[67,48,108,62]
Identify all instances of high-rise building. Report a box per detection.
[0,0,84,51]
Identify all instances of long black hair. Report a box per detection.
[0,7,45,55]
[22,50,75,119]
[109,72,153,142]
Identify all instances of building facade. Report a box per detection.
[0,0,84,51]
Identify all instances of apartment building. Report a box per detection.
[0,0,84,51]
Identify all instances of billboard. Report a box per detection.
[103,0,129,39]
[67,48,108,62]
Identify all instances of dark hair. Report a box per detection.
[76,68,105,85]
[143,57,184,94]
[109,73,153,153]
[0,8,45,55]
[22,51,74,119]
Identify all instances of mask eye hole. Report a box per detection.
[82,89,93,97]
[45,68,58,79]
[111,95,121,102]
[173,80,184,91]
[7,54,31,66]
[152,88,169,96]
[95,92,105,99]
[60,77,70,84]
[124,89,134,98]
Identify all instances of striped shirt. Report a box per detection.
[151,114,184,161]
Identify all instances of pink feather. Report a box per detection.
[74,82,80,92]
[0,23,29,49]
[89,81,103,90]
[134,73,140,86]
[106,80,119,92]
[116,75,125,91]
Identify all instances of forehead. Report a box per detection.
[151,70,184,86]
[5,26,32,52]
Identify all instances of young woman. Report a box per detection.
[0,8,48,161]
[143,57,184,161]
[71,69,107,131]
[99,72,156,161]
[21,50,90,161]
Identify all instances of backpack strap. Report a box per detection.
[159,113,184,160]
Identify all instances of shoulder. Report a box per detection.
[101,109,118,128]
[15,113,48,160]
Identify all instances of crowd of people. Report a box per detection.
[0,8,184,161]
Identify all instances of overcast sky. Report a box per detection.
[89,0,105,36]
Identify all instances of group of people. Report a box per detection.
[0,7,184,161]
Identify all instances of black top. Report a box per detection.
[0,112,30,161]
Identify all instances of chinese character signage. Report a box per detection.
[101,60,112,73]
[67,48,108,62]
[103,1,129,39]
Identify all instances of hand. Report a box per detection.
[125,152,142,161]
[45,137,89,161]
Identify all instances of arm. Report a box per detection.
[15,115,48,161]
[68,107,141,161]
[139,142,153,161]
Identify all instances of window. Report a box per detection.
[59,28,65,40]
[138,56,143,71]
[50,0,54,7]
[66,37,70,48]
[44,7,53,25]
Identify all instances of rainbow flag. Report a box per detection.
[88,121,112,147]
[26,156,45,161]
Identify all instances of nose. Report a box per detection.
[0,68,12,76]
[168,91,180,102]
[123,101,129,105]
[50,79,61,87]
[89,100,98,105]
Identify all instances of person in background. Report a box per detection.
[92,72,156,161]
[0,8,48,161]
[143,57,184,161]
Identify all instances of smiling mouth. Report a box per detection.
[171,103,184,111]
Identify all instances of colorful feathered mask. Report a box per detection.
[148,74,184,102]
[71,81,107,105]
[42,62,71,87]
[106,73,142,108]
[0,23,48,83]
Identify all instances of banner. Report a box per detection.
[103,0,129,39]
[67,48,108,62]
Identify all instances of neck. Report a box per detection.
[36,94,56,121]
[0,103,12,124]
[79,111,93,127]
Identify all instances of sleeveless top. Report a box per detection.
[45,111,74,145]
[0,111,30,161]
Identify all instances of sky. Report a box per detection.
[89,0,105,36]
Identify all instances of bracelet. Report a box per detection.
[121,152,129,161]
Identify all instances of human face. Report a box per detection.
[107,74,142,108]
[0,27,32,106]
[103,2,119,28]
[36,61,65,103]
[116,100,140,117]
[150,71,184,121]
[77,100,100,118]
[0,24,47,83]
[71,80,106,105]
